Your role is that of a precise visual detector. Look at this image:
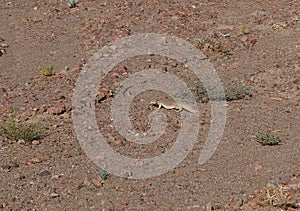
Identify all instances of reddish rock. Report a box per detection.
[48,105,66,115]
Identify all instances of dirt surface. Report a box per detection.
[0,0,300,210]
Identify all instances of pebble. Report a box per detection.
[48,105,66,115]
[50,192,59,198]
[279,177,291,185]
[0,88,6,94]
[235,199,244,208]
[17,139,25,144]
[8,161,19,168]
[31,140,40,145]
[212,205,221,210]
[62,66,69,71]
[39,170,51,176]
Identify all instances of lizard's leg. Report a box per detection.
[158,103,161,109]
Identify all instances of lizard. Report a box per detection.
[150,99,197,113]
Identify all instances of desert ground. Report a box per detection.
[0,0,299,210]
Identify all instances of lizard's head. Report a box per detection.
[149,99,158,105]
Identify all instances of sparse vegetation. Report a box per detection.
[225,81,251,101]
[225,51,232,59]
[195,33,232,60]
[99,169,109,180]
[192,80,251,103]
[37,65,54,76]
[1,0,299,209]
[255,131,281,146]
[256,183,296,209]
[192,82,209,103]
[0,111,44,143]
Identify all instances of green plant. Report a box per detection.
[191,80,251,103]
[225,81,251,101]
[192,82,209,103]
[99,169,109,180]
[37,65,54,76]
[224,51,232,59]
[195,33,230,60]
[255,131,281,146]
[0,111,43,143]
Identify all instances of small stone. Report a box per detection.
[124,171,133,178]
[62,66,69,71]
[51,174,63,179]
[58,184,68,192]
[50,192,59,198]
[212,204,221,210]
[279,177,291,185]
[17,139,25,144]
[67,0,78,8]
[1,165,12,172]
[39,104,48,113]
[0,88,6,94]
[31,140,40,145]
[48,105,66,115]
[119,200,127,206]
[206,202,212,211]
[7,161,19,168]
[83,179,92,187]
[27,158,41,164]
[91,176,103,188]
[235,199,244,208]
[39,170,51,176]
[255,163,262,171]
[18,175,26,180]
